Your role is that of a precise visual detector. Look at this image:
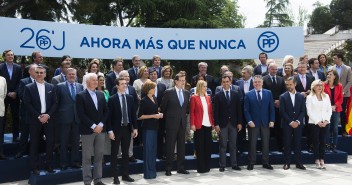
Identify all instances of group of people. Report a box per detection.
[0,49,351,185]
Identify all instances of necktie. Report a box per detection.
[272,76,276,84]
[178,90,184,106]
[225,91,230,103]
[134,68,138,75]
[70,83,76,100]
[257,90,262,107]
[301,75,306,90]
[121,94,128,126]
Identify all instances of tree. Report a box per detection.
[262,0,293,27]
[308,5,335,34]
[330,0,352,30]
[295,5,308,27]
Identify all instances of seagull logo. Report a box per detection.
[257,31,279,53]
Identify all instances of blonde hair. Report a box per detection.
[310,79,326,97]
[137,66,148,78]
[195,80,207,96]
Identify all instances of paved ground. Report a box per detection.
[4,156,352,185]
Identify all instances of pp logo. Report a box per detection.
[257,31,279,53]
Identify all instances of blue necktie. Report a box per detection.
[178,90,184,106]
[225,91,230,103]
[70,83,76,100]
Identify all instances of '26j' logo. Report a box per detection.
[20,28,65,50]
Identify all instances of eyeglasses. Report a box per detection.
[35,72,45,74]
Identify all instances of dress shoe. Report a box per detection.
[296,164,306,170]
[45,165,54,173]
[113,178,120,184]
[177,169,190,174]
[15,152,24,159]
[94,182,106,185]
[247,164,254,170]
[219,167,225,172]
[32,169,40,175]
[60,165,68,170]
[0,154,8,160]
[71,163,81,168]
[122,175,134,182]
[263,164,273,170]
[283,164,290,170]
[165,171,172,176]
[232,166,241,171]
[129,156,137,162]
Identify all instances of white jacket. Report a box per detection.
[0,76,7,117]
[306,94,332,125]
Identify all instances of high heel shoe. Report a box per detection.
[315,161,321,169]
[320,160,326,169]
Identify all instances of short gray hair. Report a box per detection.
[242,65,254,76]
[198,62,208,68]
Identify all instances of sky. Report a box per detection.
[237,0,332,28]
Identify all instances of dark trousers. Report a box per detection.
[194,126,212,173]
[111,126,131,178]
[60,122,80,166]
[165,123,186,171]
[272,108,283,150]
[17,109,30,154]
[340,97,349,133]
[309,124,327,160]
[282,124,302,164]
[248,126,270,165]
[219,123,238,167]
[29,121,54,170]
[304,114,312,148]
[4,97,20,138]
[0,116,4,154]
[142,129,157,179]
[157,119,166,158]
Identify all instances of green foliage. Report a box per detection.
[330,0,352,30]
[308,5,335,34]
[262,0,293,27]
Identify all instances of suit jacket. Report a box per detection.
[76,89,109,135]
[111,85,138,108]
[0,62,22,94]
[107,93,137,133]
[323,83,343,112]
[160,88,190,128]
[330,64,352,97]
[51,74,66,85]
[155,83,166,106]
[254,64,267,76]
[294,74,315,93]
[18,77,35,117]
[279,91,306,127]
[214,89,242,128]
[262,75,286,100]
[190,95,214,129]
[0,77,6,116]
[23,82,57,124]
[308,70,326,81]
[105,72,117,94]
[215,84,243,102]
[244,89,275,127]
[56,82,84,124]
[306,94,332,124]
[235,78,254,95]
[128,67,138,86]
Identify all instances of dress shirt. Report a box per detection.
[87,89,104,129]
[269,74,277,84]
[60,73,66,81]
[261,64,267,74]
[5,62,13,80]
[67,81,76,97]
[289,91,295,107]
[175,86,183,100]
[298,74,306,89]
[310,69,319,80]
[154,85,158,98]
[30,77,35,83]
[114,71,120,79]
[118,92,130,124]
[200,96,211,127]
[223,88,231,101]
[335,64,343,79]
[256,89,262,100]
[244,78,252,94]
[36,82,46,113]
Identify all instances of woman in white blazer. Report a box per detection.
[306,79,332,169]
[0,76,7,159]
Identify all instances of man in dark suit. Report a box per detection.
[15,64,37,158]
[279,77,306,170]
[161,73,190,176]
[308,58,326,81]
[215,71,242,99]
[244,75,275,170]
[148,55,163,78]
[127,55,140,86]
[23,66,57,175]
[56,68,83,170]
[191,62,215,94]
[107,77,138,184]
[106,57,124,93]
[76,73,108,185]
[23,51,50,82]
[263,63,286,152]
[0,50,22,142]
[294,62,315,152]
[214,75,243,172]
[254,52,268,75]
[148,69,167,159]
[51,60,70,85]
